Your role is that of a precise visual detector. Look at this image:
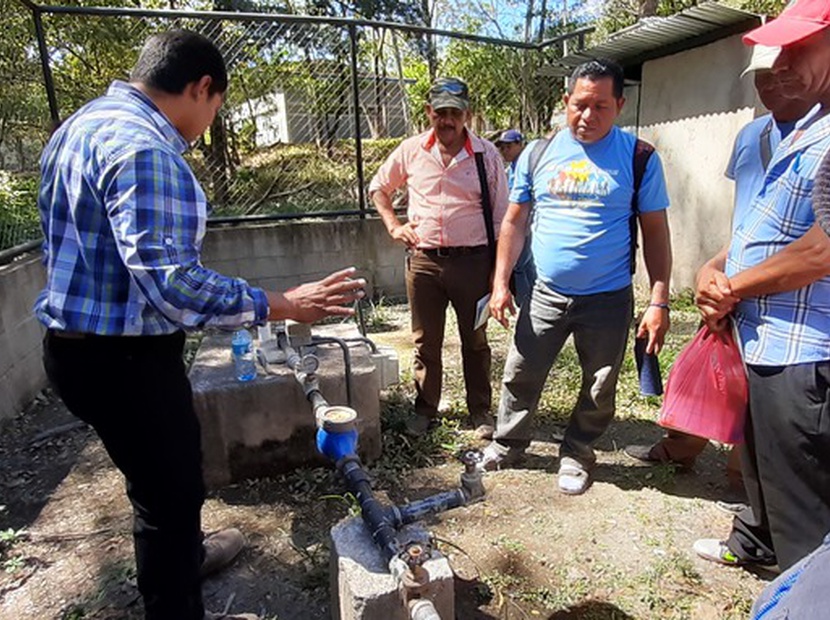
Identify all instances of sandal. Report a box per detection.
[558,457,591,495]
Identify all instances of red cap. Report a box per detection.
[743,0,830,47]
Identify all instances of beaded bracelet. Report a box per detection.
[649,302,670,312]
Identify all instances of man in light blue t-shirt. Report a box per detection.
[479,59,673,495]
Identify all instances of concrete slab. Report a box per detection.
[331,517,454,620]
[189,323,382,489]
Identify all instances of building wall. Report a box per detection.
[0,255,46,423]
[636,34,762,290]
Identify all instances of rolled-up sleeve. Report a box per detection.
[103,148,269,329]
[369,142,409,198]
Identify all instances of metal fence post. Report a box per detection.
[348,23,366,218]
[31,6,60,129]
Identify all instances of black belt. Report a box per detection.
[419,245,488,258]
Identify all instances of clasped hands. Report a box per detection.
[695,264,740,332]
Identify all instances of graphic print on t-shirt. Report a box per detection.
[548,159,612,203]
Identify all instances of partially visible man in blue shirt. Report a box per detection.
[37,30,364,620]
[624,45,813,512]
[693,0,830,572]
[495,128,536,307]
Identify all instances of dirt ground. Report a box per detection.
[0,305,773,620]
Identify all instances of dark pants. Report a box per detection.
[43,330,206,620]
[728,362,830,570]
[405,248,492,419]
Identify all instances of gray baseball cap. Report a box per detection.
[429,77,470,111]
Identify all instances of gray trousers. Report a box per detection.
[493,281,633,466]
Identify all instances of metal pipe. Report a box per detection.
[343,336,378,354]
[24,1,586,50]
[348,23,367,218]
[0,239,42,266]
[310,336,353,408]
[30,7,60,128]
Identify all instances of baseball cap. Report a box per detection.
[495,129,524,144]
[743,0,830,47]
[740,45,781,77]
[429,77,470,111]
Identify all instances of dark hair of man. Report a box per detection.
[568,59,625,99]
[130,29,228,96]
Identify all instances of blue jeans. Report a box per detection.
[493,282,633,466]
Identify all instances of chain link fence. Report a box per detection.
[1,2,589,256]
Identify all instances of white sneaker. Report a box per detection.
[557,457,590,495]
[692,538,743,566]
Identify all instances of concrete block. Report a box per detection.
[371,347,399,389]
[189,323,382,489]
[331,518,454,620]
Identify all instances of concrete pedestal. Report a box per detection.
[331,517,455,620]
[189,324,382,489]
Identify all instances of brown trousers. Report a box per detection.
[654,429,743,490]
[405,249,492,419]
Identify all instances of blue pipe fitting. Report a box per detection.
[316,405,359,461]
[316,426,359,461]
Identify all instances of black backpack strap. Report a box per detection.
[527,137,551,198]
[759,118,774,171]
[630,138,655,274]
[474,151,496,266]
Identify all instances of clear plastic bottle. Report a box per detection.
[231,328,256,382]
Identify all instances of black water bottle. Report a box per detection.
[634,336,663,396]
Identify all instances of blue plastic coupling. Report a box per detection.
[315,405,359,461]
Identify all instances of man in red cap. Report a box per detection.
[694,0,830,571]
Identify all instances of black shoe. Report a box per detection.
[624,444,660,463]
[404,413,439,437]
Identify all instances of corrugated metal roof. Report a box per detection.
[541,1,760,77]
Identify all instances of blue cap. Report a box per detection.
[495,129,523,144]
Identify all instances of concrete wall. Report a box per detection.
[636,34,762,290]
[0,255,46,423]
[201,218,406,298]
[0,219,403,425]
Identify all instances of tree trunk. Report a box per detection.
[639,0,659,17]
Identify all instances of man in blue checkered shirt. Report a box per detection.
[692,1,830,574]
[36,30,365,620]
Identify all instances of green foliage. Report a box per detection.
[0,171,40,251]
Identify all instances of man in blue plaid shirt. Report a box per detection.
[36,30,364,620]
[692,0,830,574]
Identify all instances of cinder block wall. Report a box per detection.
[0,255,47,423]
[201,218,406,299]
[0,218,404,424]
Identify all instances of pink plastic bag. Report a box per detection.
[658,326,747,444]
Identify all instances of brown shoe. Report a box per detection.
[204,612,260,620]
[201,528,245,578]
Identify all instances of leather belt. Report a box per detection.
[419,245,488,258]
[49,330,89,340]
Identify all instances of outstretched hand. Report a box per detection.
[268,267,366,323]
